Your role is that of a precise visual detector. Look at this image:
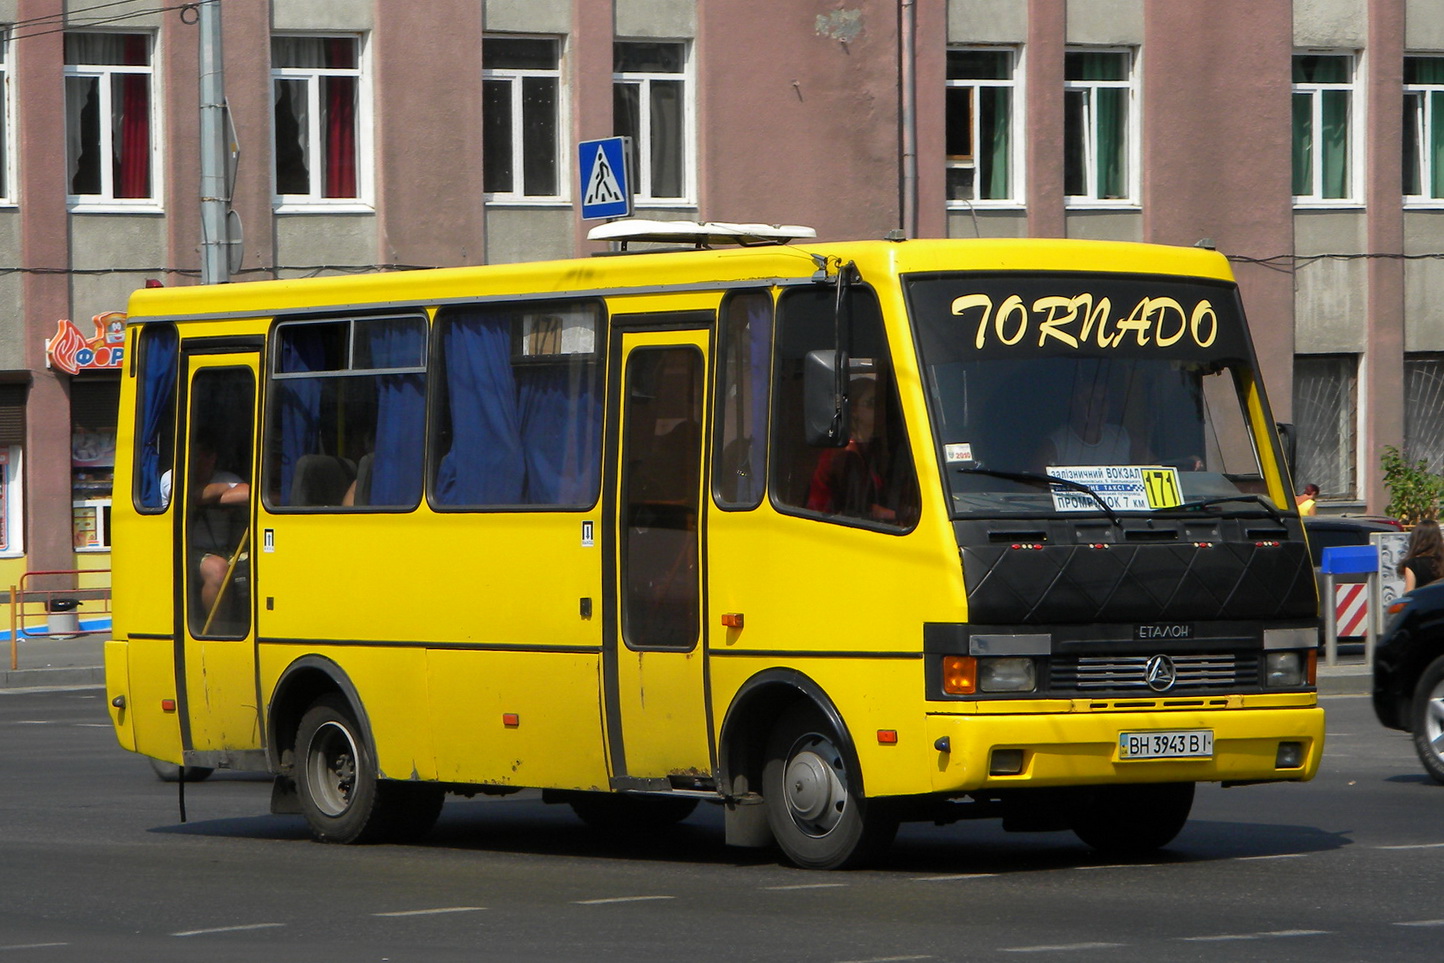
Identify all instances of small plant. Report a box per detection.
[1381,445,1444,527]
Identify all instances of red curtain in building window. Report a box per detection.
[323,38,356,198]
[116,34,150,198]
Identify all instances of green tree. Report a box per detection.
[1381,445,1444,527]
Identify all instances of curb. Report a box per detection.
[0,666,105,690]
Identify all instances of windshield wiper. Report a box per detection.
[955,467,1121,526]
[1175,494,1284,523]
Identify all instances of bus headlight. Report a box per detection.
[979,657,1037,693]
[1265,651,1305,688]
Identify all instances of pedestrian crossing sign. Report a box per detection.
[579,137,632,220]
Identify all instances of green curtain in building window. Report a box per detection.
[1095,87,1126,198]
[1320,89,1349,198]
[1431,92,1444,198]
[980,86,1010,200]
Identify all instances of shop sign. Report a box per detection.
[47,312,127,375]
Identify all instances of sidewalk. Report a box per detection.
[0,631,107,690]
[0,632,1374,696]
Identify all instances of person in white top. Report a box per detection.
[161,443,250,616]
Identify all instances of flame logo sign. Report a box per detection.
[48,319,88,376]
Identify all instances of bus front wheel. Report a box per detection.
[761,704,897,870]
[1070,782,1195,856]
[294,694,394,844]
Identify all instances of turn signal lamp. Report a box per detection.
[942,656,977,695]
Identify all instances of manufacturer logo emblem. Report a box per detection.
[1144,654,1177,692]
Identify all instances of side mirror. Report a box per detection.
[804,349,848,447]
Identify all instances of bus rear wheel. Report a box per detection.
[294,695,396,844]
[1070,782,1195,856]
[761,704,897,870]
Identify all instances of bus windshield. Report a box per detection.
[906,271,1281,518]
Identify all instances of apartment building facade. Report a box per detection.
[0,0,1434,583]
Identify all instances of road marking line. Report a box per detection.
[910,873,998,881]
[1179,935,1260,942]
[1075,864,1156,871]
[1236,853,1306,861]
[374,906,485,917]
[1259,930,1330,937]
[1376,842,1444,850]
[1395,919,1444,927]
[0,944,69,951]
[836,956,934,962]
[574,895,675,905]
[1001,942,1125,953]
[172,923,285,937]
[764,883,848,890]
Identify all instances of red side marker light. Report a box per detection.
[160,699,176,712]
[502,713,520,728]
[721,612,744,628]
[877,730,898,745]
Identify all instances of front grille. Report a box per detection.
[1050,653,1258,692]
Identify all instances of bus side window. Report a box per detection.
[769,286,919,529]
[430,300,604,509]
[265,315,426,510]
[712,289,772,510]
[133,323,179,512]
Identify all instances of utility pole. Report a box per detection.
[198,0,229,284]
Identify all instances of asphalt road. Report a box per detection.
[1,687,1440,962]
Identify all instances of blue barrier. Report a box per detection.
[1320,544,1379,575]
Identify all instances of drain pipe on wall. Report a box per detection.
[899,0,917,238]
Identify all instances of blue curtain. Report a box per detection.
[363,321,425,506]
[437,309,602,506]
[275,334,325,505]
[435,311,527,504]
[137,324,178,509]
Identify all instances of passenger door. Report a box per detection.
[603,321,714,785]
[176,350,262,755]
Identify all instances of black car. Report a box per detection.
[1302,514,1402,568]
[1372,578,1444,782]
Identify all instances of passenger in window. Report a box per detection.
[807,375,899,523]
[163,440,250,615]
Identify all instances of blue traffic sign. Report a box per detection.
[579,137,632,220]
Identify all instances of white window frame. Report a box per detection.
[271,33,373,213]
[0,27,14,207]
[613,40,695,206]
[1063,46,1138,208]
[0,446,23,557]
[945,45,1024,208]
[483,34,568,205]
[63,32,161,212]
[1292,51,1361,208]
[1405,53,1444,207]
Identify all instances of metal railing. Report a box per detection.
[7,569,111,671]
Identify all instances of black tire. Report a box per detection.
[1071,782,1195,856]
[567,793,699,834]
[1409,655,1444,784]
[293,694,395,844]
[147,756,214,783]
[761,703,897,870]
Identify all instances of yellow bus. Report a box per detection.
[104,224,1324,869]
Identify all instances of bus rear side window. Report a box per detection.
[712,289,772,510]
[266,315,426,510]
[430,300,604,509]
[133,323,178,512]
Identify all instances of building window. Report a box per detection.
[946,47,1017,204]
[1405,353,1444,471]
[1405,56,1444,201]
[613,41,691,203]
[71,379,119,551]
[272,35,366,206]
[1293,54,1355,203]
[64,33,154,204]
[1064,49,1133,203]
[483,37,563,200]
[1293,354,1357,500]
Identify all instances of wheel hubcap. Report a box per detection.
[782,734,847,837]
[1426,681,1444,760]
[307,720,358,817]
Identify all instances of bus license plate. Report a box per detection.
[1118,729,1213,760]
